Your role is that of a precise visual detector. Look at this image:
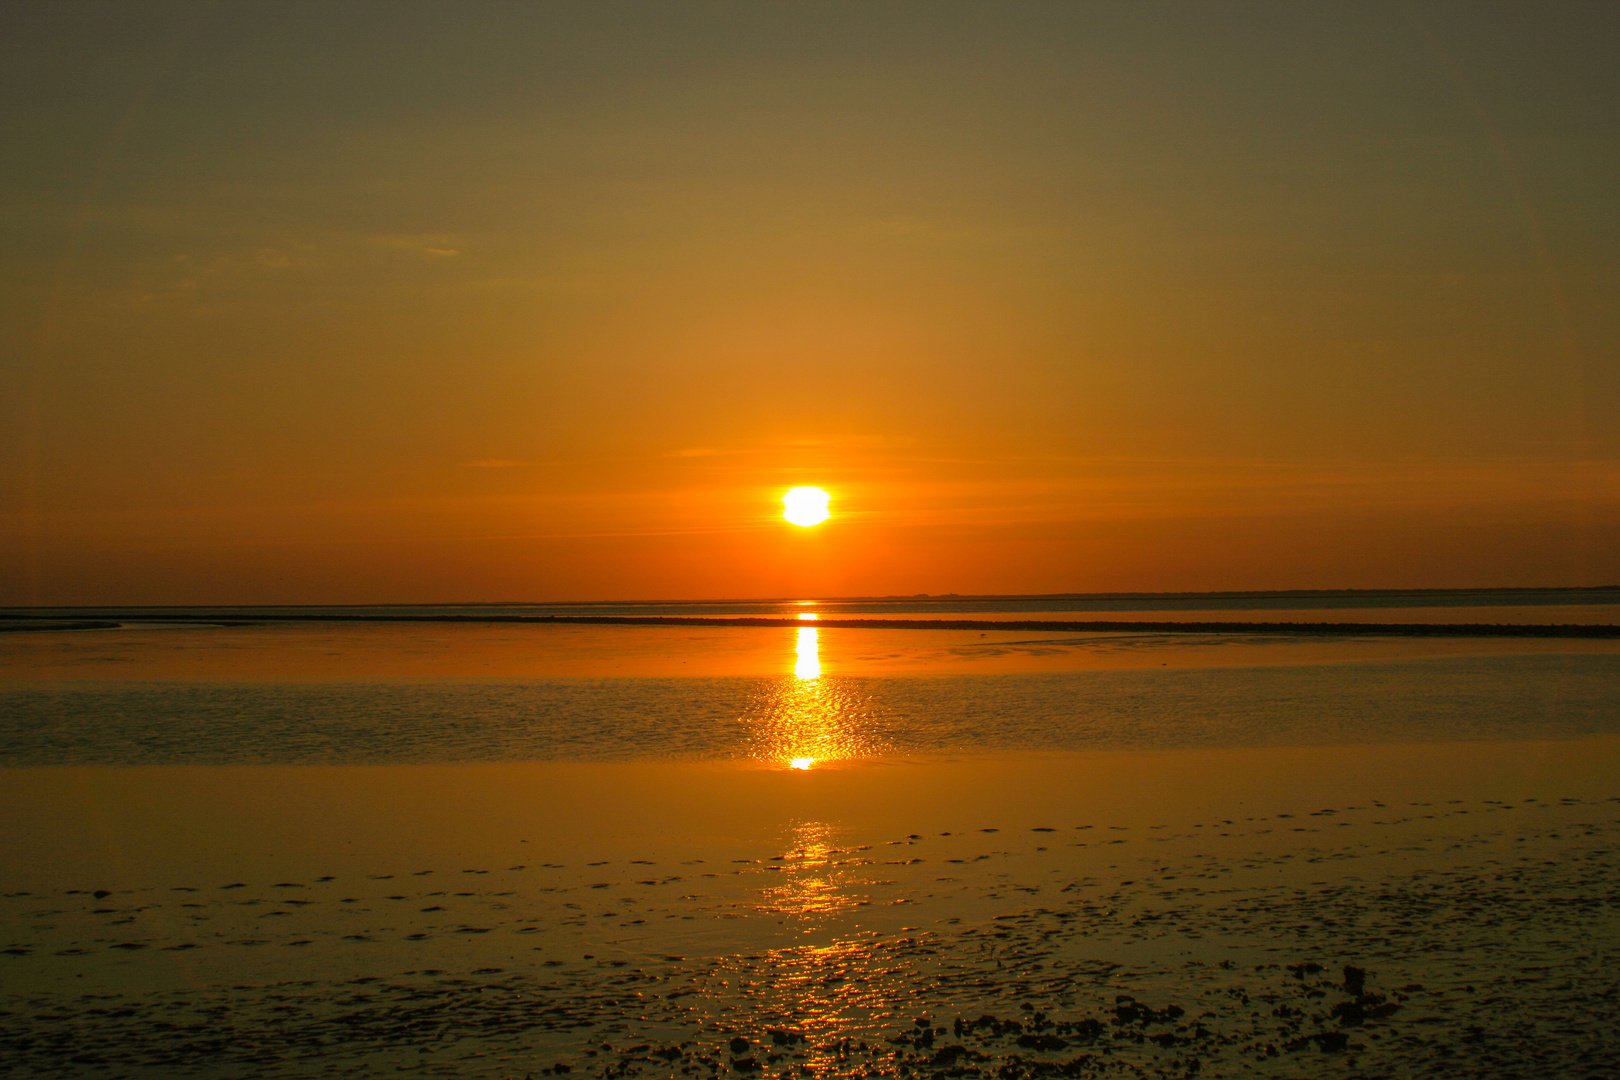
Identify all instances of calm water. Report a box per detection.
[4,590,1617,767]
[2,655,1617,767]
[5,596,1620,1080]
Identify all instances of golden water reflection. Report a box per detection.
[757,820,858,921]
[748,625,883,768]
[794,626,821,680]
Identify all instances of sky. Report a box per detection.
[3,1,1617,605]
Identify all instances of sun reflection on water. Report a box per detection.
[794,626,822,680]
[746,624,885,768]
[758,820,855,922]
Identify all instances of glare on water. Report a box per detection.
[750,624,885,769]
[794,626,821,680]
[758,819,858,922]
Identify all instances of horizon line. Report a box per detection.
[5,583,1620,612]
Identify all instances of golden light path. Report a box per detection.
[757,819,854,921]
[781,486,831,527]
[789,620,820,768]
[748,603,881,771]
[793,626,821,681]
[793,618,821,682]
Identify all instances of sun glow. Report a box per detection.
[782,487,831,527]
[747,624,874,772]
[794,626,822,680]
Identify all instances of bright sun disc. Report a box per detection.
[782,487,831,527]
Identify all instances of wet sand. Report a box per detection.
[4,620,1617,1076]
[4,739,1618,1078]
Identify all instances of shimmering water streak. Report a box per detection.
[759,820,859,925]
[5,652,1620,767]
[760,626,886,768]
[795,626,821,680]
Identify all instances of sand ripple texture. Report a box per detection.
[3,796,1617,1078]
[3,654,1619,766]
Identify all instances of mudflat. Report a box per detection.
[3,616,1617,1077]
[3,739,1617,1078]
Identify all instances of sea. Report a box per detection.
[3,589,1620,1077]
[3,588,1617,768]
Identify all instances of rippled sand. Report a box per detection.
[3,740,1617,1078]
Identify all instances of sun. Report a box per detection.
[781,486,831,527]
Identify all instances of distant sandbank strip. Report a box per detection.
[3,613,1619,637]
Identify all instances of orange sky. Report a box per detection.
[3,2,1617,604]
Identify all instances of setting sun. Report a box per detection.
[3,6,1616,1077]
[781,487,831,528]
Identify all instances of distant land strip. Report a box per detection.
[0,620,123,633]
[3,613,1619,637]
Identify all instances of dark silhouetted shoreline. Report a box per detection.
[3,612,1617,637]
